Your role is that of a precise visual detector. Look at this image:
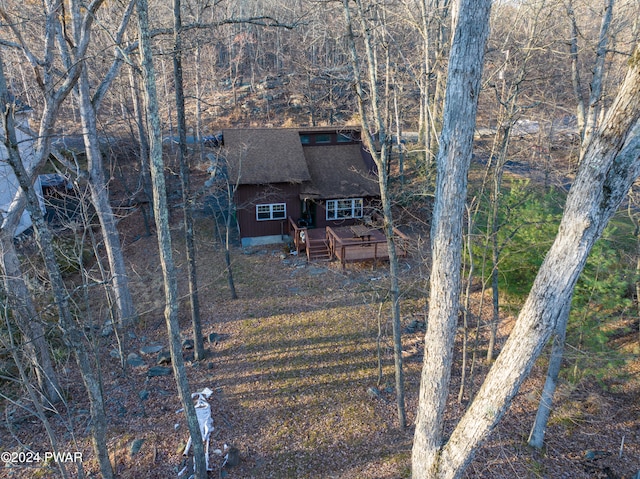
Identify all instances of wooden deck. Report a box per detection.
[326,226,408,268]
[288,217,409,268]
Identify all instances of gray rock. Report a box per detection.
[584,450,610,460]
[101,323,113,337]
[182,339,194,350]
[140,345,163,355]
[138,390,149,401]
[404,319,426,334]
[224,446,240,467]
[147,366,172,377]
[157,351,172,365]
[129,438,145,456]
[127,353,145,368]
[109,349,121,359]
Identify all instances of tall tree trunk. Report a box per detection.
[528,302,570,448]
[173,0,205,361]
[529,0,616,447]
[486,127,510,363]
[224,190,238,300]
[457,201,474,403]
[581,0,615,153]
[135,0,207,475]
[194,33,204,163]
[0,225,61,403]
[0,56,62,405]
[77,68,138,328]
[415,43,640,479]
[1,80,114,479]
[342,0,406,429]
[412,0,492,476]
[128,63,154,224]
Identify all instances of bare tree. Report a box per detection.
[134,0,207,475]
[568,0,615,154]
[1,54,114,478]
[342,0,406,429]
[172,0,205,361]
[0,0,106,405]
[479,0,557,364]
[206,149,239,300]
[528,0,617,449]
[413,31,640,479]
[0,109,61,402]
[411,0,492,476]
[1,302,71,479]
[70,0,138,331]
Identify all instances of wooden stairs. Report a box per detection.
[305,230,331,262]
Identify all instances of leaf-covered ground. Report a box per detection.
[2,184,639,479]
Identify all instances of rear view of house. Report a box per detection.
[220,127,380,247]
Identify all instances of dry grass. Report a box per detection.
[2,195,639,479]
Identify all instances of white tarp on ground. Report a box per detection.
[179,387,215,477]
[0,109,43,237]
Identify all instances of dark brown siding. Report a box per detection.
[235,183,302,238]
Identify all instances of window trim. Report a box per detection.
[256,203,287,221]
[326,198,363,221]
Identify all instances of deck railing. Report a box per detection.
[326,225,409,268]
[288,217,307,254]
[289,218,410,267]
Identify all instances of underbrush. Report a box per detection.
[468,178,638,384]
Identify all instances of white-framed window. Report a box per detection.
[256,203,286,221]
[326,198,363,220]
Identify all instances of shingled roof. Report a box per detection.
[300,144,379,199]
[222,128,311,185]
[221,127,379,199]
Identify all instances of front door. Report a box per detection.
[301,199,316,228]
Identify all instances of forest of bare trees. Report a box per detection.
[1,0,640,478]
